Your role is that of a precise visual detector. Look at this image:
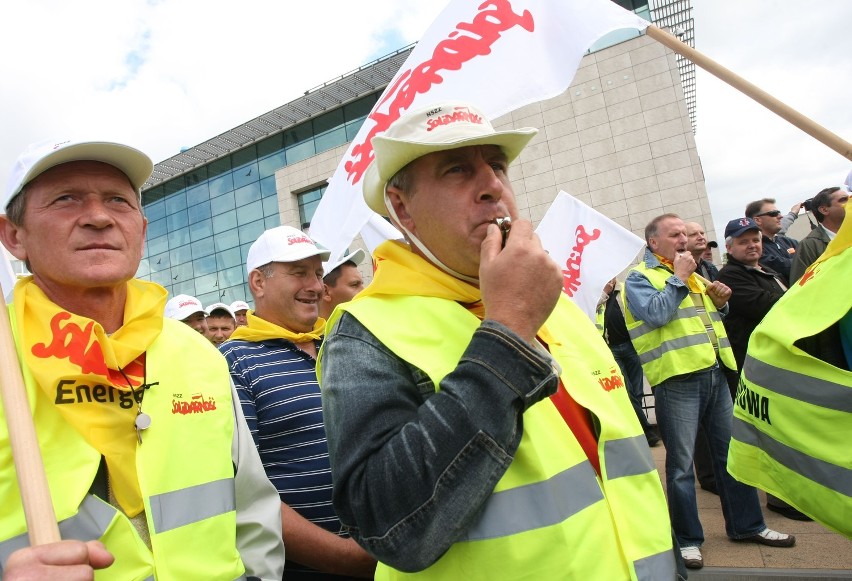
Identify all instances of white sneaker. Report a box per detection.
[747,527,796,547]
[680,546,703,569]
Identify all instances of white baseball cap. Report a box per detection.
[165,294,205,321]
[246,226,331,274]
[205,302,236,320]
[230,300,250,313]
[322,248,367,279]
[3,139,154,212]
[362,102,537,216]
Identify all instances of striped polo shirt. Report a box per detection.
[219,338,342,536]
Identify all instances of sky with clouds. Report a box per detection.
[1,0,849,242]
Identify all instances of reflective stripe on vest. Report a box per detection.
[745,356,852,413]
[732,418,852,496]
[604,435,655,479]
[331,293,675,580]
[0,495,113,572]
[463,462,603,541]
[150,477,236,533]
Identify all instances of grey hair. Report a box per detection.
[644,213,680,245]
[387,165,413,197]
[5,187,27,226]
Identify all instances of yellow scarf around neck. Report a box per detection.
[359,240,482,305]
[655,254,704,294]
[229,311,325,343]
[13,277,166,517]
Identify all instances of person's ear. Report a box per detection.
[386,187,417,236]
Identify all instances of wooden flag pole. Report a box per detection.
[0,302,61,545]
[645,25,852,162]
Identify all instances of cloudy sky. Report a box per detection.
[1,0,849,242]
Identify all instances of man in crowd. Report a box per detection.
[318,102,677,579]
[597,278,659,447]
[684,221,719,495]
[624,213,795,570]
[685,222,719,282]
[790,186,848,281]
[230,300,250,327]
[205,302,237,346]
[702,240,717,265]
[715,218,810,522]
[220,226,375,580]
[165,293,208,335]
[0,139,283,579]
[319,248,366,321]
[745,198,799,284]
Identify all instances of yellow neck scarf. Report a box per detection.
[13,278,166,517]
[655,254,704,293]
[229,311,325,343]
[359,240,482,304]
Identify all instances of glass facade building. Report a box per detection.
[136,94,379,307]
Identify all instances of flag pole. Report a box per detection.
[645,25,852,162]
[0,301,61,545]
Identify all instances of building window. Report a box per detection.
[298,185,326,229]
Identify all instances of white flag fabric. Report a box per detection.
[536,191,645,320]
[1,250,16,303]
[309,0,649,259]
[360,215,404,256]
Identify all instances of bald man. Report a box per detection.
[685,222,719,282]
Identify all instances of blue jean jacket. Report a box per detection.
[319,313,559,572]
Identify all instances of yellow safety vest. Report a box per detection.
[0,313,246,580]
[623,263,736,386]
[727,246,852,538]
[327,294,674,580]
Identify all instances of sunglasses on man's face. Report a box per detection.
[755,210,782,217]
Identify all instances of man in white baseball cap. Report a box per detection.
[220,226,376,578]
[164,293,208,335]
[205,302,237,346]
[318,102,676,579]
[0,139,284,579]
[319,247,367,320]
[230,300,250,327]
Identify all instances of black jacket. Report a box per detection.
[717,257,787,369]
[759,233,798,285]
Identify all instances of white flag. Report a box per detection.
[360,215,404,256]
[536,191,645,321]
[309,0,649,259]
[1,250,16,302]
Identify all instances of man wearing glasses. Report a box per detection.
[745,198,800,284]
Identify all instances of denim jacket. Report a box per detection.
[319,313,559,572]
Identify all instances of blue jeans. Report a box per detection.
[655,364,765,548]
[609,341,654,435]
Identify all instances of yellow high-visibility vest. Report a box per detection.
[623,263,736,386]
[325,293,674,580]
[0,314,245,580]
[728,242,852,538]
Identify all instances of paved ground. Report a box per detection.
[649,444,852,578]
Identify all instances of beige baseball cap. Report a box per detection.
[362,102,537,216]
[3,139,153,212]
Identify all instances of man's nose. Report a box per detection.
[475,161,505,203]
[80,198,115,227]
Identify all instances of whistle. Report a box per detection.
[495,217,511,248]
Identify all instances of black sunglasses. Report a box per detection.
[755,210,782,217]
